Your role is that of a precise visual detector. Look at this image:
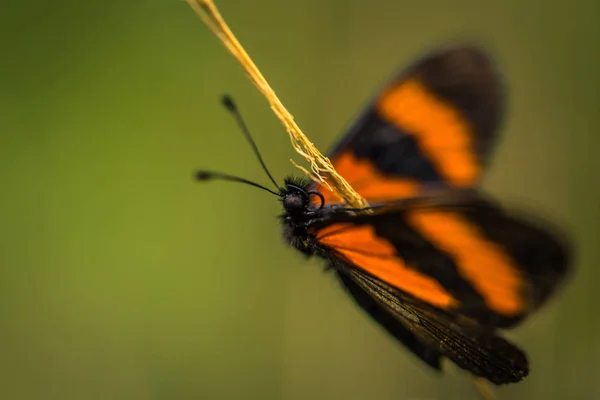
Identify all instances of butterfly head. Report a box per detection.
[281,177,325,217]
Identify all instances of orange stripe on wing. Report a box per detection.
[317,151,419,204]
[377,79,479,186]
[407,210,525,316]
[317,223,457,309]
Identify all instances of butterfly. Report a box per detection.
[196,44,571,386]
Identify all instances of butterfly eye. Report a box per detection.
[283,193,306,212]
[307,190,325,210]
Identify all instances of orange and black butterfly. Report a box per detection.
[196,45,571,385]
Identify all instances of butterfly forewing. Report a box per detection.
[311,45,504,204]
[308,194,570,382]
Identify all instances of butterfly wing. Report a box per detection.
[311,44,504,204]
[315,197,570,326]
[311,196,570,382]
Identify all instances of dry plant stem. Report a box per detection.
[186,0,369,209]
[473,377,496,400]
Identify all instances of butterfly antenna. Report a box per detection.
[221,94,281,191]
[195,170,280,196]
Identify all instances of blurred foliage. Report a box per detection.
[1,0,598,399]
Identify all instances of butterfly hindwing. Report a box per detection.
[312,45,504,204]
[336,267,444,371]
[336,266,528,384]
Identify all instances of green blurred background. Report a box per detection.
[1,0,598,399]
